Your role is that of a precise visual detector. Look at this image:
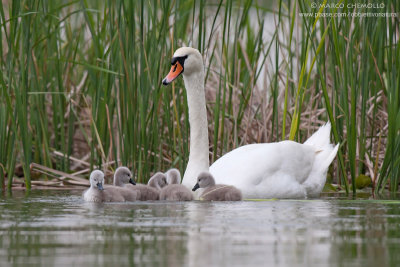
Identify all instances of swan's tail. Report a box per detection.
[303,122,339,196]
[304,122,339,170]
[304,122,332,148]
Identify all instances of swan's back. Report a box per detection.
[209,123,338,199]
[210,141,315,198]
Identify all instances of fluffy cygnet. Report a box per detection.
[147,172,168,190]
[113,166,160,201]
[83,170,138,202]
[159,169,193,201]
[113,166,136,187]
[192,171,242,201]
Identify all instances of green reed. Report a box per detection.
[0,0,398,193]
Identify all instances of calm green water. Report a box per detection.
[1,190,400,267]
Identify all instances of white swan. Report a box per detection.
[162,47,339,199]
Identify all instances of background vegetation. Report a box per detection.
[0,0,398,194]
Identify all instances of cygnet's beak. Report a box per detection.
[129,178,136,185]
[97,182,104,191]
[192,183,200,191]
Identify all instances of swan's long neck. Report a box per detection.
[182,71,209,188]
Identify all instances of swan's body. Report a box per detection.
[163,47,339,199]
[160,169,193,201]
[210,127,338,198]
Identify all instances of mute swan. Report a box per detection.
[83,170,138,202]
[162,47,339,199]
[160,169,194,201]
[113,167,159,201]
[192,171,242,201]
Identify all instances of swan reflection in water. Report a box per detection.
[0,191,395,266]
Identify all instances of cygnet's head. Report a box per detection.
[148,172,168,189]
[90,170,105,191]
[192,171,216,191]
[165,168,181,184]
[114,166,135,186]
[162,47,203,85]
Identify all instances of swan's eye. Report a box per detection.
[171,55,188,67]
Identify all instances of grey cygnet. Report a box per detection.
[192,171,242,201]
[83,170,138,202]
[159,168,193,201]
[114,166,160,201]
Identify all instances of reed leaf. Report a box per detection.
[0,0,398,195]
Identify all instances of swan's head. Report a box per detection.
[114,166,135,186]
[148,172,168,189]
[90,170,105,191]
[192,171,215,191]
[165,168,181,184]
[162,47,203,85]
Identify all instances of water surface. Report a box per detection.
[1,190,400,266]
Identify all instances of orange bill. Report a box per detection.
[162,61,184,85]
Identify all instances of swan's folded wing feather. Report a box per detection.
[209,141,316,197]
